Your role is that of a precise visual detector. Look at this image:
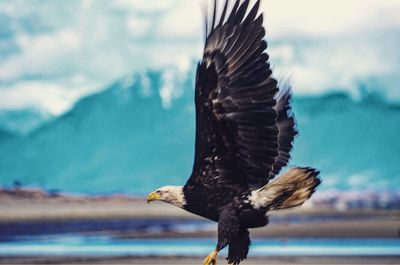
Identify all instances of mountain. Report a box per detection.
[0,127,15,141]
[0,108,53,135]
[0,70,399,194]
[292,93,400,191]
[0,69,196,194]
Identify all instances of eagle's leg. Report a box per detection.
[203,249,218,265]
[226,228,250,265]
[204,206,239,265]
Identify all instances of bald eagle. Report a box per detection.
[147,0,321,264]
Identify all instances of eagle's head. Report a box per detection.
[146,185,186,208]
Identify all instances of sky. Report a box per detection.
[0,0,399,115]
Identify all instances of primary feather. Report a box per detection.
[189,0,279,188]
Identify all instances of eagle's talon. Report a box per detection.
[203,250,218,265]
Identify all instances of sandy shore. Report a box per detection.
[1,192,400,264]
[1,256,400,265]
[1,194,400,238]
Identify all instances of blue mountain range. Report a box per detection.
[0,70,399,194]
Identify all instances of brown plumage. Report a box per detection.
[264,167,321,210]
[147,1,321,264]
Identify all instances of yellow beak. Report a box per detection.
[146,192,161,203]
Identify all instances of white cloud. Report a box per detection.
[270,35,398,96]
[177,55,191,74]
[0,81,99,115]
[0,29,81,82]
[112,0,176,12]
[0,2,17,15]
[1,0,400,115]
[126,17,152,38]
[159,71,174,109]
[263,0,400,37]
[149,44,202,71]
[268,44,295,64]
[157,1,202,38]
[159,70,184,108]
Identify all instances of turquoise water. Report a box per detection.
[1,236,399,257]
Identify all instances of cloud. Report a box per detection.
[159,67,187,109]
[263,0,400,38]
[157,1,202,38]
[268,33,399,97]
[126,17,152,38]
[0,0,399,115]
[0,29,81,82]
[0,81,99,115]
[112,0,176,13]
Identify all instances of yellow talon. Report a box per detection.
[203,249,218,265]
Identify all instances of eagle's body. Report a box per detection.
[184,181,265,226]
[147,0,321,264]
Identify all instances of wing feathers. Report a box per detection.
[232,0,250,25]
[189,0,296,188]
[270,83,298,177]
[243,0,260,25]
[227,0,240,24]
[211,0,218,32]
[218,0,230,27]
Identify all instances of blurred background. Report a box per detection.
[0,0,399,264]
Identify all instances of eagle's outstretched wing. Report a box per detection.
[270,84,298,178]
[188,0,285,188]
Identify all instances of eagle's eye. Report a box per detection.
[156,190,162,195]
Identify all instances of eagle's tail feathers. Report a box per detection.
[251,167,321,210]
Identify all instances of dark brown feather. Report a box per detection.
[188,0,281,188]
[270,83,298,177]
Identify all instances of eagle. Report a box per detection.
[146,0,321,264]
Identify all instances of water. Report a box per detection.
[0,236,399,257]
[0,219,214,240]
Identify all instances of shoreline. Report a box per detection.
[1,200,399,239]
[2,191,400,221]
[1,192,400,264]
[1,190,400,239]
[1,256,400,265]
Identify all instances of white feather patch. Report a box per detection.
[158,185,186,208]
[248,188,276,210]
